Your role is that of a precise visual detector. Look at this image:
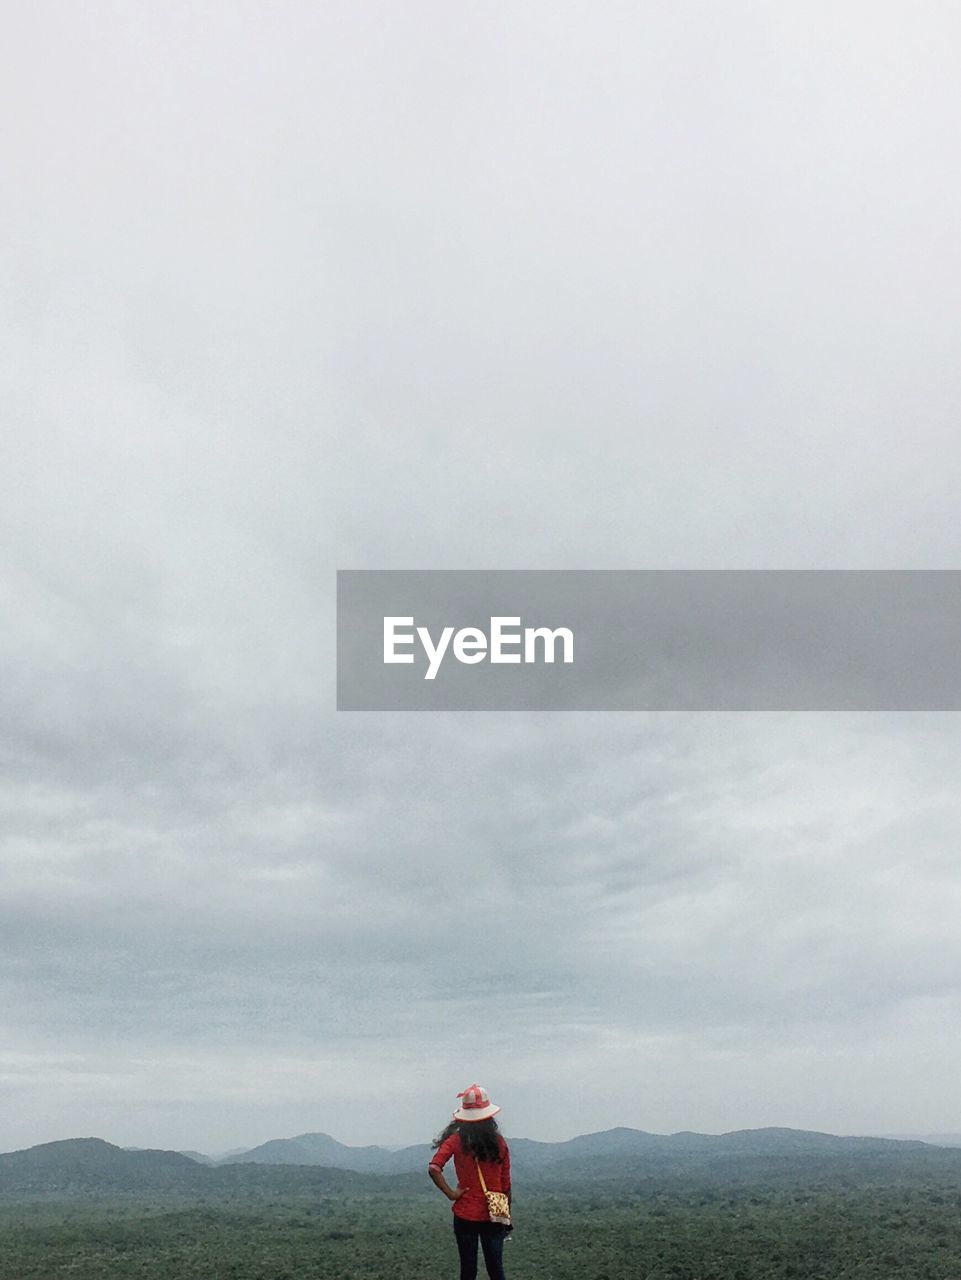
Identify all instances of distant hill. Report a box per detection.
[222,1131,420,1173]
[471,1125,937,1184]
[0,1138,206,1194]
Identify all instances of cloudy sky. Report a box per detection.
[3,1,961,1156]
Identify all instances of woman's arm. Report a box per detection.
[428,1165,465,1201]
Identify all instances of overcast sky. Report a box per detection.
[3,1,961,1156]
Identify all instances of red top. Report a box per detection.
[429,1131,511,1221]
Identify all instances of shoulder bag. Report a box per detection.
[475,1158,512,1227]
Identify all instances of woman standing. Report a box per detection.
[428,1083,511,1280]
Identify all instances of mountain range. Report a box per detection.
[4,1127,961,1197]
[209,1124,934,1174]
[0,1136,405,1197]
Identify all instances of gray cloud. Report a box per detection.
[4,1,961,1153]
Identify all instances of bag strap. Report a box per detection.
[474,1158,489,1194]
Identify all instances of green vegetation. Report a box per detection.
[5,1134,961,1277]
[4,1179,961,1279]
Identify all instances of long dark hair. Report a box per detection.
[432,1117,503,1163]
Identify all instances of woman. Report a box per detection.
[428,1083,512,1280]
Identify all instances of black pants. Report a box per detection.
[452,1216,507,1280]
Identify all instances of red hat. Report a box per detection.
[453,1083,501,1122]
